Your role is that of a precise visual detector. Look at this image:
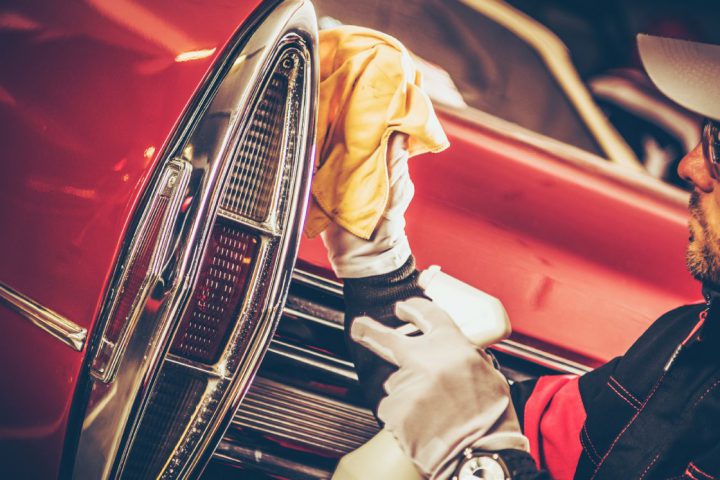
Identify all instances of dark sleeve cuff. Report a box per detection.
[496,449,548,480]
[342,255,426,414]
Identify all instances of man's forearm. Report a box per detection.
[342,259,547,479]
[342,255,425,410]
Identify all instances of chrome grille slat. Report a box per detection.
[267,339,358,380]
[237,398,374,443]
[214,441,332,480]
[233,377,377,455]
[242,380,377,432]
[233,415,360,455]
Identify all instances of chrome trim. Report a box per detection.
[494,339,591,376]
[0,281,87,351]
[292,269,343,297]
[214,442,331,480]
[284,305,343,330]
[268,339,358,381]
[91,158,192,383]
[165,354,224,379]
[458,0,640,170]
[72,1,318,478]
[232,377,376,455]
[217,209,280,236]
[289,267,592,376]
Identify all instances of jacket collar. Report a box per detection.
[700,282,720,343]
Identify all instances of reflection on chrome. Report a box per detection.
[0,281,87,351]
[175,48,217,63]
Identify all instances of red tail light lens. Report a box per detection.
[171,220,259,364]
[91,161,191,382]
[104,196,169,343]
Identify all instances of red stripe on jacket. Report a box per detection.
[523,375,586,480]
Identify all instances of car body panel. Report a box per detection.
[298,110,700,367]
[0,1,705,477]
[0,0,263,476]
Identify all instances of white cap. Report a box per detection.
[638,34,720,121]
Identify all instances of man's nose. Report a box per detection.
[678,143,714,193]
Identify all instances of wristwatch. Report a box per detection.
[451,448,510,480]
[452,447,541,480]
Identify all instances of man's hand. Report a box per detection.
[351,297,529,479]
[321,132,413,278]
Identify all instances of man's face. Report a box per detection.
[679,143,720,285]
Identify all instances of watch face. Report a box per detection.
[457,455,507,480]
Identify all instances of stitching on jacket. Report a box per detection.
[609,376,642,407]
[580,428,599,466]
[589,371,668,480]
[687,468,702,480]
[638,453,660,480]
[694,378,720,407]
[690,463,716,480]
[581,424,601,465]
[607,381,640,411]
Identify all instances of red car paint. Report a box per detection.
[0,1,702,476]
[299,110,700,367]
[0,1,262,476]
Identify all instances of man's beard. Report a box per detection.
[686,191,720,285]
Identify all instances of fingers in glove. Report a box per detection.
[351,316,411,366]
[382,367,415,395]
[394,297,454,334]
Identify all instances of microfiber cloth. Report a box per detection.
[304,26,450,240]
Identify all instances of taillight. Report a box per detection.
[74,2,317,477]
[171,221,259,364]
[91,160,191,382]
[120,44,312,478]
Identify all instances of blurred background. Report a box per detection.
[313,0,720,189]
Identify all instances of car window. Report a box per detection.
[313,0,605,156]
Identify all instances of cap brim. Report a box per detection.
[638,34,720,120]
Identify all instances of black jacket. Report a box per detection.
[510,287,720,479]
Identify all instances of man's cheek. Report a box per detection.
[689,218,699,242]
[709,191,720,215]
[702,195,720,233]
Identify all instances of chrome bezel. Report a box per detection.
[71,1,318,478]
[90,158,192,383]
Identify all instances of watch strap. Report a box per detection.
[493,449,540,478]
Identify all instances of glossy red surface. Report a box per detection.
[0,0,263,475]
[298,111,701,367]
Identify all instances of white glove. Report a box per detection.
[321,132,413,278]
[351,297,529,479]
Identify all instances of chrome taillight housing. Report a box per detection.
[72,1,317,479]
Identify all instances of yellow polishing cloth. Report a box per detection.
[304,26,450,240]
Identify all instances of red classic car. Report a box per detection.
[0,0,703,479]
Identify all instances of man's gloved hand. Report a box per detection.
[321,132,413,278]
[351,297,529,480]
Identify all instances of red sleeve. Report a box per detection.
[522,375,586,480]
